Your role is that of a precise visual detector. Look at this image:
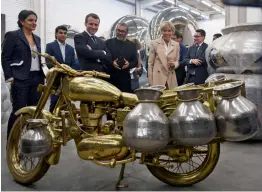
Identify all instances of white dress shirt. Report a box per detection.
[57,40,66,62]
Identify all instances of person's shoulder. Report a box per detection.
[74,31,85,38]
[4,30,19,38]
[105,38,115,43]
[46,40,56,46]
[66,43,75,50]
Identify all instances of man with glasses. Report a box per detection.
[74,13,111,73]
[105,23,138,93]
[183,29,208,85]
[45,25,79,112]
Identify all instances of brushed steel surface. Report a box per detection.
[20,119,52,157]
[123,88,169,151]
[169,89,217,146]
[214,81,260,141]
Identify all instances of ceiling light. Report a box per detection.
[165,0,174,5]
[178,4,189,10]
[212,6,221,12]
[201,14,209,19]
[201,0,212,7]
[190,10,200,15]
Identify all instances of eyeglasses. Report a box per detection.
[193,35,202,38]
[116,29,127,33]
[58,32,67,35]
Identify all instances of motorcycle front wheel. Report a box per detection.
[147,143,220,187]
[6,114,50,185]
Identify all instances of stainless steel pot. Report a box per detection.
[169,88,217,146]
[123,88,169,151]
[20,119,53,157]
[214,81,260,141]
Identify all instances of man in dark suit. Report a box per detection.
[46,25,79,112]
[105,23,138,93]
[74,13,111,73]
[183,29,209,85]
[172,32,188,86]
[46,25,79,70]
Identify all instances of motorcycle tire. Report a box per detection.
[147,143,220,187]
[6,114,50,186]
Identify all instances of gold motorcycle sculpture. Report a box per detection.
[6,52,260,188]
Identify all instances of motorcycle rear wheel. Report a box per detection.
[6,114,50,185]
[147,143,220,187]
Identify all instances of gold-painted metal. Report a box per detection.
[100,120,115,134]
[47,145,61,165]
[80,103,105,128]
[146,143,220,186]
[6,114,51,185]
[116,107,131,127]
[62,76,121,102]
[77,134,128,160]
[120,92,138,106]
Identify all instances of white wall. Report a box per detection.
[197,16,225,44]
[246,7,262,23]
[1,0,34,32]
[45,0,135,44]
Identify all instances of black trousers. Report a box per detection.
[7,71,44,139]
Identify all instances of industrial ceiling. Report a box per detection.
[117,0,225,20]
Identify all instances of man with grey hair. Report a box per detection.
[106,23,138,92]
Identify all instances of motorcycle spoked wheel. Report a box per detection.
[6,114,50,185]
[146,143,220,187]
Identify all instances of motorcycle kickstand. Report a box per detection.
[116,163,128,189]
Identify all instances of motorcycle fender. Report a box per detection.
[15,106,52,118]
[15,106,61,165]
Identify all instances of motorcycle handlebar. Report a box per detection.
[33,51,110,79]
[85,71,110,79]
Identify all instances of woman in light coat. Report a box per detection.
[148,21,180,90]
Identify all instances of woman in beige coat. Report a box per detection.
[148,21,180,90]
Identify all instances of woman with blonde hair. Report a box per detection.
[148,21,180,90]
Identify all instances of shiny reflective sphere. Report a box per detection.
[123,88,169,151]
[149,7,197,45]
[109,15,149,46]
[169,89,217,146]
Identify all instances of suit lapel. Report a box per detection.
[167,41,176,56]
[196,43,206,57]
[65,44,69,63]
[83,31,96,48]
[156,39,168,71]
[54,41,64,62]
[17,29,30,48]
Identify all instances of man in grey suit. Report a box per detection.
[183,29,208,85]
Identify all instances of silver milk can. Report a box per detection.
[123,87,169,151]
[169,88,217,146]
[214,81,260,141]
[21,119,53,157]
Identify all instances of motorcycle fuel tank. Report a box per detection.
[62,76,122,102]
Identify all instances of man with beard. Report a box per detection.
[105,23,138,93]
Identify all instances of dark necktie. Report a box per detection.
[195,45,199,57]
[91,36,97,44]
